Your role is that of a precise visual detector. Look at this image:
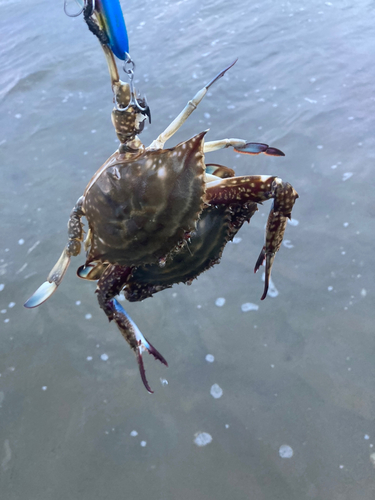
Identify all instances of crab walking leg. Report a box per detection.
[24,197,85,308]
[96,265,168,393]
[148,60,237,151]
[204,139,285,157]
[205,175,279,205]
[205,176,298,299]
[254,181,298,300]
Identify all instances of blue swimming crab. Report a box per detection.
[25,45,298,393]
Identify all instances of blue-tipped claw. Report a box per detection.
[24,281,58,308]
[234,143,285,156]
[112,299,168,393]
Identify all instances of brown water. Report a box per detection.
[1,0,375,499]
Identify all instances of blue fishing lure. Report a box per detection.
[96,0,129,59]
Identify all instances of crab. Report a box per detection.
[24,39,298,393]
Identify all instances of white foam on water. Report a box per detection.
[282,240,294,249]
[140,441,147,447]
[85,313,92,319]
[342,172,353,181]
[130,430,138,437]
[18,239,25,245]
[42,386,47,391]
[8,302,15,308]
[194,432,212,447]
[100,353,108,361]
[241,303,259,312]
[205,354,215,363]
[210,384,223,399]
[288,218,299,226]
[0,284,4,292]
[215,297,226,307]
[86,356,92,361]
[279,444,293,458]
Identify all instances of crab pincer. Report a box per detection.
[111,299,168,394]
[254,181,299,300]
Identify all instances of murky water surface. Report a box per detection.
[1,1,375,499]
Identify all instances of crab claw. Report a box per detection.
[234,142,285,157]
[112,299,168,393]
[254,245,275,300]
[261,252,276,301]
[24,248,71,308]
[24,281,58,308]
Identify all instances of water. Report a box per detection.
[1,1,375,499]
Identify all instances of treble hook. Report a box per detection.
[114,53,151,121]
[64,0,95,18]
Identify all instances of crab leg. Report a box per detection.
[205,176,298,299]
[254,181,298,300]
[24,197,85,308]
[96,265,168,394]
[148,60,237,150]
[204,139,285,156]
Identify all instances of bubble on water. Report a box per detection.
[232,237,242,244]
[130,430,138,437]
[328,286,333,291]
[18,239,25,245]
[339,464,344,469]
[140,441,147,447]
[365,434,370,440]
[361,289,367,297]
[279,444,293,458]
[1,309,6,314]
[210,384,223,399]
[160,378,168,386]
[86,356,93,361]
[4,319,9,324]
[241,303,259,312]
[0,284,4,292]
[205,354,215,363]
[282,240,294,249]
[42,386,47,391]
[8,302,15,308]
[100,353,109,361]
[331,164,337,169]
[75,300,81,306]
[342,172,353,181]
[288,218,299,226]
[215,297,226,307]
[317,145,323,149]
[225,424,229,429]
[194,432,212,447]
[370,453,375,468]
[204,112,211,119]
[343,222,349,227]
[85,313,92,319]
